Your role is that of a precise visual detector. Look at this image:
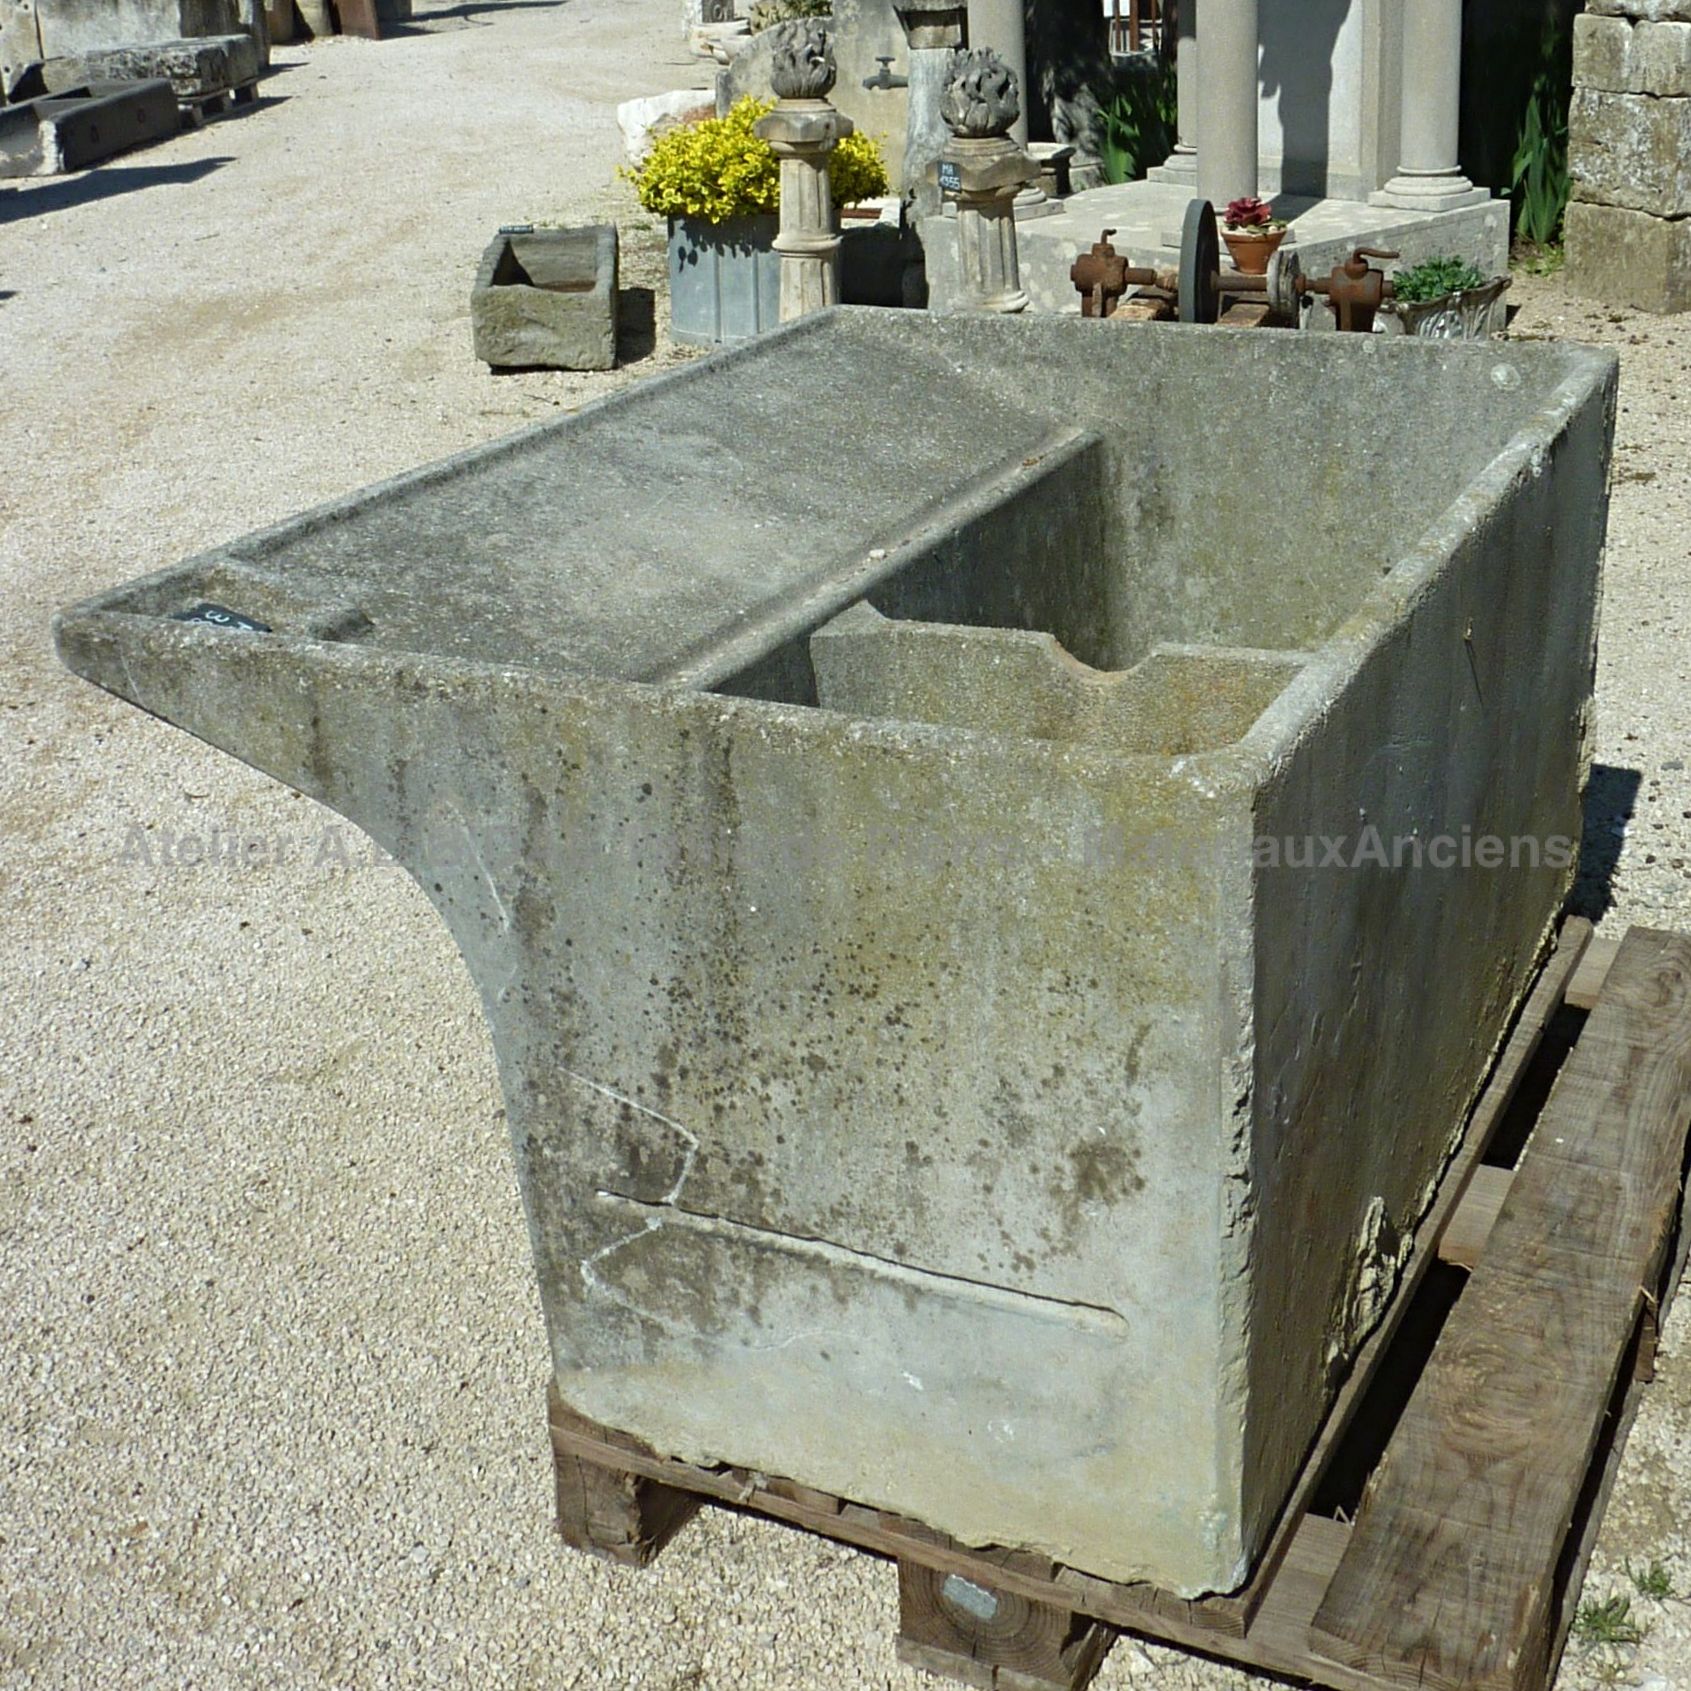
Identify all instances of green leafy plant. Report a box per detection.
[1627,1558,1674,1601]
[629,97,887,223]
[1514,241,1564,279]
[748,0,830,29]
[1510,16,1572,247]
[1391,255,1489,304]
[1572,1593,1647,1648]
[1097,57,1176,186]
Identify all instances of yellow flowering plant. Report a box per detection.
[631,97,889,222]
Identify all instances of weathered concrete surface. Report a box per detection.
[1575,12,1691,96]
[1566,199,1691,314]
[54,311,1616,1597]
[41,30,259,94]
[471,226,618,372]
[1570,87,1691,216]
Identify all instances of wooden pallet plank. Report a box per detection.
[548,1386,700,1566]
[896,1559,1113,1691]
[1308,928,1691,1691]
[1436,1164,1515,1272]
[1565,932,1621,1012]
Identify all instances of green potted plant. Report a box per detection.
[631,96,888,347]
[1382,255,1512,340]
[1220,196,1287,275]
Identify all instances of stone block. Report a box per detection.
[34,0,237,58]
[1566,198,1691,312]
[1575,13,1691,95]
[1569,87,1691,215]
[54,312,1616,1599]
[616,87,714,166]
[1589,0,1691,20]
[471,225,618,371]
[42,31,260,95]
[232,0,268,66]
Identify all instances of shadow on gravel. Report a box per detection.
[0,156,233,223]
[385,0,569,32]
[1571,762,1643,921]
[617,287,656,364]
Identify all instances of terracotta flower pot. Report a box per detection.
[1222,225,1287,275]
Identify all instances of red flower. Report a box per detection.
[1223,196,1275,229]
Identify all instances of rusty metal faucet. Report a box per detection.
[1070,229,1165,319]
[1297,248,1399,334]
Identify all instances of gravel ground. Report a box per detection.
[4,10,1691,1686]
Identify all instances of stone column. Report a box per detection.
[965,0,1027,144]
[756,20,851,322]
[894,0,970,223]
[1371,0,1486,211]
[1152,0,1198,183]
[1195,0,1256,206]
[940,48,1037,312]
[967,0,1053,217]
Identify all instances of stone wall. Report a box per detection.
[1568,2,1691,311]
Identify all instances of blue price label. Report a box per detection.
[172,602,272,634]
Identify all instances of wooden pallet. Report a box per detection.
[177,79,258,128]
[546,921,1691,1691]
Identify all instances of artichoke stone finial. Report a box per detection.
[940,47,1020,138]
[769,17,837,100]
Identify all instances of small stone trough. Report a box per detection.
[471,224,618,372]
[55,310,1616,1598]
[0,77,177,175]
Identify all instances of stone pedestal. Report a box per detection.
[1371,0,1486,211]
[1568,10,1691,313]
[758,101,851,320]
[944,134,1036,310]
[939,45,1034,310]
[1195,0,1256,204]
[756,19,851,324]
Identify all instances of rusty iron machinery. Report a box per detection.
[1070,201,1303,327]
[1295,247,1399,333]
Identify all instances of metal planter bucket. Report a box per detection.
[1381,275,1512,340]
[667,213,782,347]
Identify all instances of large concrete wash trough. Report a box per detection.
[56,311,1616,1597]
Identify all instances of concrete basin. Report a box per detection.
[55,310,1617,1596]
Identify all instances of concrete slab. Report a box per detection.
[922,178,1511,320]
[470,225,618,372]
[54,309,1616,1599]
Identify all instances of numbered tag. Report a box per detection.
[938,159,962,194]
[171,602,272,634]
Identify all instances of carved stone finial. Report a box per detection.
[940,46,1020,139]
[769,18,837,100]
